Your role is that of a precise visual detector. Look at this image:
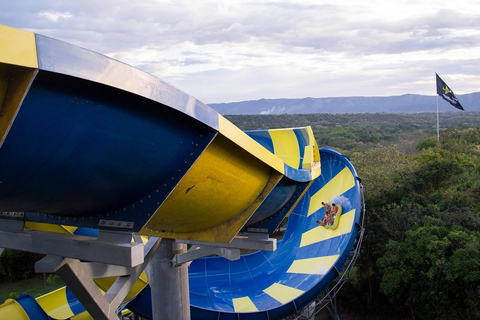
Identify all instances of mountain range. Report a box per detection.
[208,93,480,115]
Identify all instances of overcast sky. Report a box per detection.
[2,0,480,104]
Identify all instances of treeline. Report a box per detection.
[226,112,480,154]
[0,250,43,282]
[1,113,479,319]
[228,113,480,320]
[344,128,480,319]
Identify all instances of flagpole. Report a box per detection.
[436,95,440,141]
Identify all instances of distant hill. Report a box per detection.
[208,93,480,115]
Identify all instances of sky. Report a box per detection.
[2,0,480,104]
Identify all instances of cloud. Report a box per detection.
[38,11,73,22]
[2,0,480,103]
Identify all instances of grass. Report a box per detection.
[0,275,65,303]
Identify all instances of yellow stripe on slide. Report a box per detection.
[36,287,74,319]
[305,126,321,178]
[302,145,314,169]
[218,116,284,174]
[71,311,94,320]
[300,209,356,247]
[269,129,300,169]
[0,24,38,68]
[307,167,355,216]
[263,283,304,304]
[286,255,340,275]
[233,296,258,312]
[0,299,30,320]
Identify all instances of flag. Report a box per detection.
[436,73,464,110]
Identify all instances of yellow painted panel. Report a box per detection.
[218,116,284,174]
[25,222,77,234]
[0,65,37,147]
[269,129,300,169]
[300,209,356,247]
[286,255,340,275]
[308,167,355,216]
[94,271,148,302]
[0,299,30,320]
[305,126,321,179]
[263,283,304,304]
[306,126,316,145]
[303,145,313,169]
[233,296,258,312]
[140,134,283,242]
[36,287,74,319]
[0,25,38,68]
[140,235,149,244]
[71,311,93,320]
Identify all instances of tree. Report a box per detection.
[378,225,480,320]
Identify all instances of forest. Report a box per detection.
[227,112,480,320]
[1,112,480,319]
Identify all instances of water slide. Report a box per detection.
[128,147,362,320]
[0,25,363,319]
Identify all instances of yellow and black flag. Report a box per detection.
[436,73,464,110]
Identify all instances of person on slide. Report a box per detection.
[317,202,340,229]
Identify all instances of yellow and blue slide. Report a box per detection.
[0,24,362,319]
[128,146,362,320]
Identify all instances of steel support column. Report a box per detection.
[146,238,190,320]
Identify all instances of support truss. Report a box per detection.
[174,232,276,265]
[0,218,161,320]
[35,236,161,320]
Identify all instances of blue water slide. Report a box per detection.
[127,147,363,319]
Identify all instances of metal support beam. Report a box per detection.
[35,237,161,320]
[0,219,24,232]
[146,239,190,320]
[174,233,276,265]
[304,301,316,320]
[177,233,277,251]
[0,226,144,267]
[173,245,240,265]
[324,291,340,320]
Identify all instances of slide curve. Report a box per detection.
[0,24,363,320]
[0,147,362,320]
[127,147,362,320]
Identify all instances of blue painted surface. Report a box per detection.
[65,287,86,315]
[244,130,274,153]
[242,178,308,234]
[35,34,219,130]
[243,127,317,233]
[245,128,314,182]
[127,147,362,320]
[72,227,99,237]
[15,293,49,320]
[293,128,308,168]
[0,70,215,231]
